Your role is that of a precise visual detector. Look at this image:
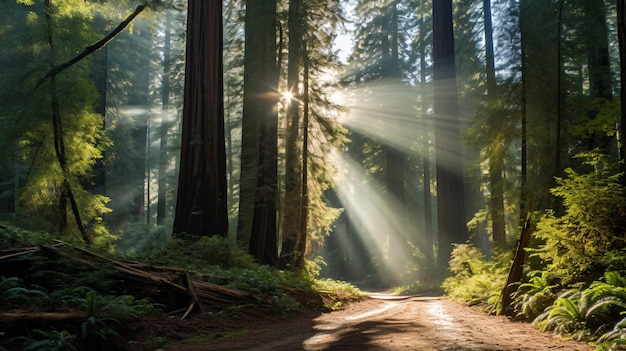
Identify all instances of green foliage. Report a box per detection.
[0,276,65,310]
[0,226,53,249]
[21,330,78,351]
[534,272,626,342]
[0,0,112,242]
[530,153,626,285]
[312,277,366,311]
[512,270,558,320]
[140,235,258,271]
[442,244,512,312]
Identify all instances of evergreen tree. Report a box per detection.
[0,0,111,243]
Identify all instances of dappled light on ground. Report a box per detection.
[180,292,593,350]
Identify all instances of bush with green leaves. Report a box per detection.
[139,234,258,271]
[529,153,626,285]
[442,243,512,312]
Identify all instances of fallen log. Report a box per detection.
[0,311,88,323]
[37,243,256,314]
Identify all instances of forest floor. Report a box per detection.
[132,292,595,351]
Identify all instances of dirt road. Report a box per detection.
[162,293,594,350]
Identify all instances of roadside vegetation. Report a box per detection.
[0,228,364,350]
[443,154,626,350]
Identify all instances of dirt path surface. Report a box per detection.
[160,293,594,351]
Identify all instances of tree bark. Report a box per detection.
[483,0,506,247]
[157,10,172,226]
[618,0,626,183]
[279,0,304,270]
[432,0,467,270]
[239,0,279,264]
[173,0,228,236]
[419,14,434,261]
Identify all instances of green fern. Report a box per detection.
[22,330,78,351]
[512,270,558,319]
[80,315,122,348]
[535,283,626,340]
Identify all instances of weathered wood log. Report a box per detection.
[0,311,87,323]
[37,243,256,313]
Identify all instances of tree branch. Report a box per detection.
[35,3,147,90]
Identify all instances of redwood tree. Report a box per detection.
[237,0,279,265]
[173,0,228,237]
[432,0,467,269]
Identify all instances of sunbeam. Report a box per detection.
[329,149,426,286]
[340,79,427,156]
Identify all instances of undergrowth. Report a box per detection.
[443,154,626,350]
[0,276,163,351]
[442,243,512,313]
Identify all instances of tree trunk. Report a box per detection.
[173,0,228,237]
[419,14,434,261]
[279,0,303,270]
[127,20,150,221]
[618,0,626,183]
[519,0,529,226]
[294,44,311,271]
[383,2,408,270]
[239,0,279,264]
[583,0,613,153]
[432,0,467,270]
[157,10,172,226]
[483,0,506,247]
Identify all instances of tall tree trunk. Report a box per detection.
[238,0,279,265]
[173,0,228,237]
[555,0,564,182]
[584,0,612,101]
[432,0,467,270]
[418,14,433,261]
[618,0,626,183]
[483,0,506,247]
[519,0,529,226]
[583,0,613,153]
[383,1,408,268]
[127,20,150,221]
[294,43,311,271]
[279,0,303,270]
[157,10,172,226]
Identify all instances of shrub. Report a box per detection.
[530,153,626,285]
[442,243,512,312]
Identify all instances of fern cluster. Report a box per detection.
[0,276,163,350]
[524,272,626,349]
